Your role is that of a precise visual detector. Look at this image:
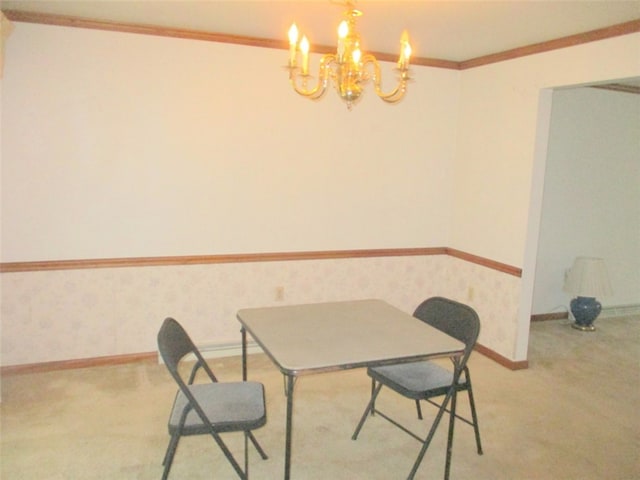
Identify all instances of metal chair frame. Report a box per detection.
[352,297,482,480]
[158,317,268,480]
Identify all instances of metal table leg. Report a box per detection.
[444,386,458,480]
[241,327,247,381]
[407,357,462,480]
[284,373,295,479]
[240,327,269,461]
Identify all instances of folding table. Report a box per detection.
[237,299,465,479]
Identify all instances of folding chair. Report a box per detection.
[352,297,482,479]
[157,317,268,480]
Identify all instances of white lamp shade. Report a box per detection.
[563,257,613,298]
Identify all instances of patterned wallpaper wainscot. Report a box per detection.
[0,251,522,368]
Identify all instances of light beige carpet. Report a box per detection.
[1,315,639,479]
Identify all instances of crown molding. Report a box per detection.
[591,83,640,95]
[458,19,640,69]
[3,10,638,70]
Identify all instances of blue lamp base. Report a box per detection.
[570,296,601,332]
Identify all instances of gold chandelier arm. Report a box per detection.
[289,55,336,100]
[362,54,410,104]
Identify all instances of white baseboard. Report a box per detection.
[600,303,640,318]
[158,341,264,364]
[198,341,264,359]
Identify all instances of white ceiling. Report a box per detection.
[2,0,640,62]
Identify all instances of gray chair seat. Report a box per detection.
[368,361,463,400]
[169,382,266,435]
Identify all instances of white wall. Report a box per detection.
[453,33,640,359]
[532,87,640,314]
[1,23,459,262]
[453,35,640,268]
[1,22,639,366]
[0,100,2,395]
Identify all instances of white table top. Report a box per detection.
[237,299,465,376]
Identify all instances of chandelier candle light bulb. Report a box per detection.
[300,36,310,75]
[352,48,361,65]
[399,30,411,69]
[288,23,298,67]
[338,20,348,60]
[286,1,412,109]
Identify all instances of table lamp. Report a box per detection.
[563,256,613,331]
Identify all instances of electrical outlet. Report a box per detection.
[275,286,285,301]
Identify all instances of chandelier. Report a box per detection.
[286,1,412,109]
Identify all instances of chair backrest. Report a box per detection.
[158,317,229,439]
[413,297,480,364]
[157,317,218,385]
